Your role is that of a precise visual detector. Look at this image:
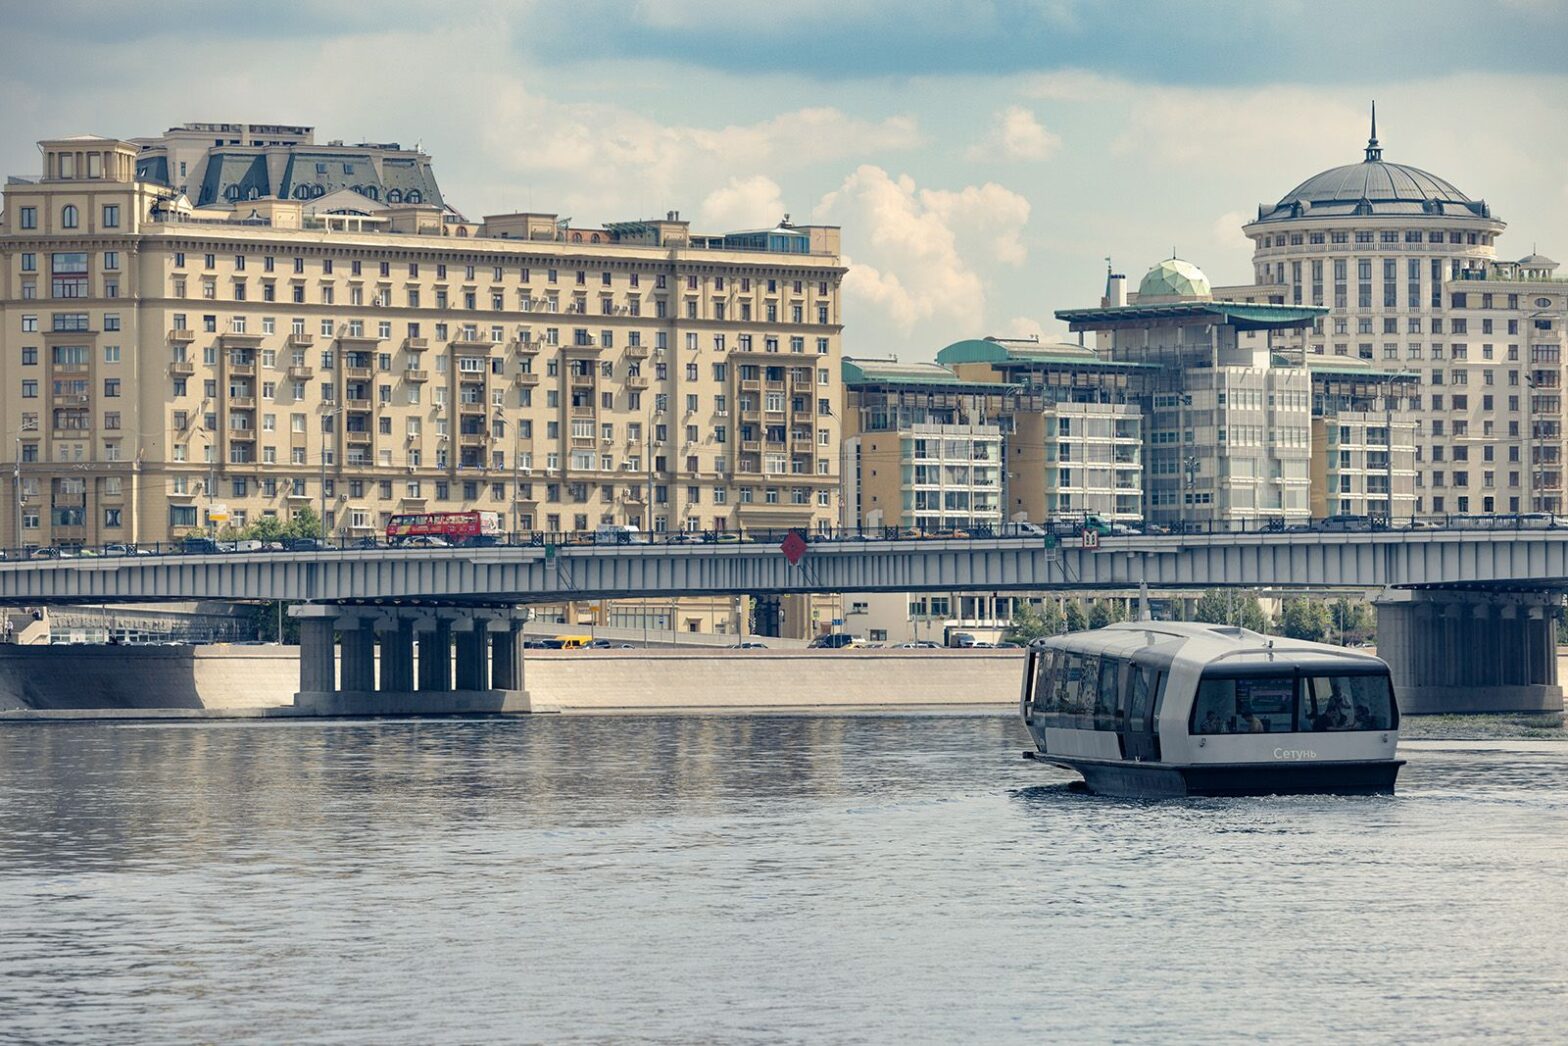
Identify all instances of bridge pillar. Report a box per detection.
[454,621,489,692]
[378,616,415,694]
[417,617,452,693]
[339,616,377,694]
[1374,590,1564,714]
[490,615,526,692]
[295,606,338,695]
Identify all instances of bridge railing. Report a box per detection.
[5,512,1568,564]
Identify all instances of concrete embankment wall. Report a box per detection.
[0,646,1025,713]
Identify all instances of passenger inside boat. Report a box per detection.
[1190,672,1394,735]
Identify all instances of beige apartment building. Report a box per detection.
[0,132,844,548]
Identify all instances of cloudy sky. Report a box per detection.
[5,0,1568,358]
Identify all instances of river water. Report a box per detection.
[0,715,1564,1044]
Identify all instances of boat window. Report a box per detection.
[1095,658,1120,718]
[1192,676,1297,734]
[1299,674,1396,731]
[1128,666,1151,724]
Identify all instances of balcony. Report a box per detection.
[169,360,195,377]
[287,332,314,348]
[515,371,540,386]
[404,336,429,351]
[625,374,650,390]
[228,362,255,377]
[344,396,373,410]
[742,440,761,453]
[571,405,596,418]
[563,339,603,354]
[740,379,762,392]
[458,401,487,415]
[346,430,373,445]
[791,438,815,452]
[451,336,497,353]
[626,344,650,359]
[344,366,372,381]
[570,374,596,389]
[229,396,256,409]
[169,329,196,344]
[459,432,489,447]
[288,365,314,380]
[511,339,541,355]
[404,369,430,382]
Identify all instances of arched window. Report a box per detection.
[405,190,422,204]
[293,185,310,200]
[387,189,403,204]
[247,186,260,200]
[572,232,582,242]
[61,204,78,229]
[591,233,602,243]
[364,186,379,201]
[224,185,241,202]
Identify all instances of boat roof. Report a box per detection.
[1041,621,1386,670]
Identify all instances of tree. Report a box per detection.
[1329,598,1374,645]
[244,515,288,542]
[1088,598,1127,629]
[1278,597,1331,642]
[1063,600,1088,633]
[1004,602,1052,645]
[285,506,323,539]
[245,601,301,644]
[1193,589,1270,632]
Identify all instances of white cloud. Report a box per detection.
[966,105,1061,161]
[814,165,1032,342]
[1210,210,1255,253]
[698,175,787,229]
[1000,315,1048,340]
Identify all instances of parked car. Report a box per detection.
[397,534,451,548]
[893,640,941,648]
[1316,514,1373,533]
[181,536,222,554]
[455,534,501,548]
[30,546,69,560]
[100,544,135,558]
[729,641,768,649]
[807,633,859,649]
[947,631,977,648]
[281,537,331,552]
[594,523,648,545]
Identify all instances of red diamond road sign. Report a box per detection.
[780,530,807,566]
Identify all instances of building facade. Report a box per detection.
[1242,113,1568,515]
[840,358,1010,533]
[1057,259,1322,528]
[1,133,844,548]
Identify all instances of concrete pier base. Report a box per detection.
[290,605,531,716]
[1375,589,1565,714]
[291,688,538,716]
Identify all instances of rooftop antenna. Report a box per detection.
[1365,100,1382,162]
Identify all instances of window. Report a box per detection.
[61,205,78,229]
[1190,672,1395,734]
[19,206,36,229]
[102,204,120,228]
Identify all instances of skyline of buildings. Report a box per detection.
[2,114,1566,643]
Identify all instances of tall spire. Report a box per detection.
[1365,100,1382,162]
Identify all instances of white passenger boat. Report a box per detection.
[1020,622,1402,797]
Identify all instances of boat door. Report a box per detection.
[1123,662,1160,762]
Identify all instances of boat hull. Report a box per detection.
[1024,752,1403,798]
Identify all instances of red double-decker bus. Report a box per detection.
[386,511,503,545]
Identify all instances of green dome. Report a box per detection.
[1137,258,1212,303]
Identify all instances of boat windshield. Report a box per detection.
[1191,671,1395,735]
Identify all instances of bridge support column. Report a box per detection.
[339,617,377,694]
[418,617,452,693]
[378,617,415,694]
[454,621,489,692]
[490,614,527,693]
[1375,590,1564,714]
[295,605,338,696]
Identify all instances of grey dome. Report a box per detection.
[1255,108,1496,224]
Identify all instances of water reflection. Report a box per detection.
[0,716,1564,1043]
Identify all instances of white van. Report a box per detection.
[594,524,648,545]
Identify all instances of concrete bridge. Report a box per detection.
[1,530,1563,714]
